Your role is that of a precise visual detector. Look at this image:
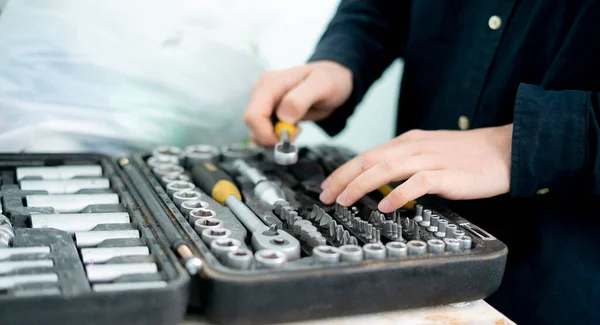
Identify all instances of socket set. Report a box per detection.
[135,143,508,325]
[0,145,507,325]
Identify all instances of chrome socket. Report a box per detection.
[195,218,222,234]
[407,240,427,256]
[181,201,209,220]
[172,190,202,208]
[211,238,241,261]
[254,249,287,269]
[363,242,386,260]
[225,248,254,270]
[189,208,216,224]
[312,246,341,265]
[338,245,364,262]
[427,239,446,254]
[200,228,231,246]
[165,181,195,197]
[386,241,408,259]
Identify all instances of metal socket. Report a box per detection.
[363,243,386,260]
[153,164,185,178]
[166,181,195,197]
[444,238,461,252]
[453,230,466,238]
[312,246,341,265]
[211,238,241,261]
[173,190,202,208]
[181,200,209,220]
[225,248,254,270]
[152,145,184,163]
[445,224,458,238]
[195,218,222,234]
[338,245,363,262]
[413,204,424,222]
[160,173,191,187]
[200,228,231,246]
[254,249,287,269]
[420,209,432,227]
[147,155,179,169]
[427,215,440,232]
[427,239,446,254]
[407,240,427,256]
[435,219,448,238]
[184,144,220,166]
[189,208,216,224]
[458,235,472,250]
[386,241,408,259]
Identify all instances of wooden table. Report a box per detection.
[182,300,516,325]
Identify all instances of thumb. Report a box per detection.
[276,72,329,123]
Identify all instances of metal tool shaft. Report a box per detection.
[224,195,267,233]
[16,165,102,180]
[26,194,119,213]
[31,213,130,234]
[0,274,58,290]
[20,178,110,194]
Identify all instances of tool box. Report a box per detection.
[0,144,508,325]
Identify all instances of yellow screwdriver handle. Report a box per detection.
[274,121,296,139]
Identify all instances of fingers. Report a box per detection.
[244,68,311,146]
[378,171,444,212]
[336,155,441,207]
[319,141,421,204]
[276,69,334,122]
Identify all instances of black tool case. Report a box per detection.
[0,144,508,325]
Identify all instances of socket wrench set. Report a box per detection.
[0,144,507,325]
[134,144,508,325]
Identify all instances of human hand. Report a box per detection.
[319,124,514,212]
[243,61,353,146]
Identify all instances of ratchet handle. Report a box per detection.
[192,162,241,205]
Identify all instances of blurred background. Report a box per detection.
[0,0,403,155]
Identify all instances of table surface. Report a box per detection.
[182,300,516,325]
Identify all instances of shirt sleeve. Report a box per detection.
[307,0,411,136]
[510,83,600,197]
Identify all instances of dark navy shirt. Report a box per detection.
[307,1,600,324]
[309,0,600,199]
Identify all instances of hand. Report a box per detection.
[243,61,353,146]
[319,124,514,212]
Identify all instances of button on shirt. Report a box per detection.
[309,0,600,199]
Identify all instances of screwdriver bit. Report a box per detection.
[295,220,312,236]
[328,221,337,238]
[342,231,351,245]
[349,236,358,245]
[319,213,333,229]
[435,219,449,238]
[427,215,440,232]
[335,225,344,242]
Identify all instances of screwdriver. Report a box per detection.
[273,118,298,165]
[192,162,300,260]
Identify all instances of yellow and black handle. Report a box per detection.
[191,162,241,205]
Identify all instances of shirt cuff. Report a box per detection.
[510,83,588,197]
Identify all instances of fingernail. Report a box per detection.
[378,199,391,212]
[319,189,332,203]
[277,110,295,122]
[320,178,330,189]
[336,191,349,206]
